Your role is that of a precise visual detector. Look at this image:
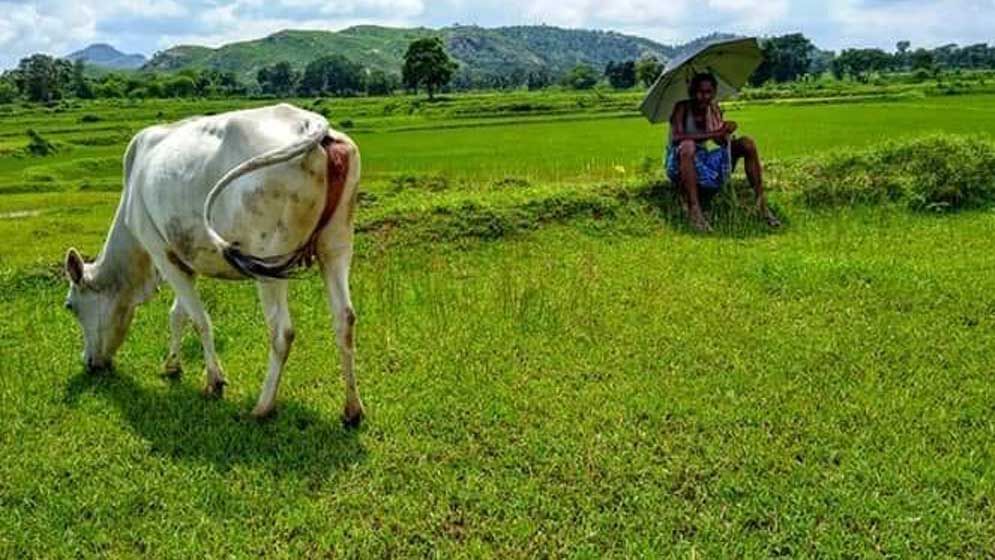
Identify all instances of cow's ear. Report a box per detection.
[65,248,84,285]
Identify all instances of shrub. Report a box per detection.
[491,176,531,189]
[163,76,197,98]
[794,135,995,211]
[78,114,102,123]
[25,129,57,157]
[0,80,18,104]
[390,174,449,192]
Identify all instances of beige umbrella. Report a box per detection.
[640,36,764,124]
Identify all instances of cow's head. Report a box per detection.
[64,248,136,373]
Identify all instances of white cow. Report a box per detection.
[63,103,364,424]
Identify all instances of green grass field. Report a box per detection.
[2,90,995,557]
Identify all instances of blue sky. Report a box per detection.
[1,0,993,70]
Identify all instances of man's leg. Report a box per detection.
[678,140,711,232]
[732,136,780,227]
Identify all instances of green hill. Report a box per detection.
[144,25,677,87]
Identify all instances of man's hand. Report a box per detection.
[723,121,738,135]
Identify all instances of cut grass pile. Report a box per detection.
[789,135,995,211]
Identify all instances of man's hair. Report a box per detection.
[688,72,718,97]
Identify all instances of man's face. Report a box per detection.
[694,80,715,106]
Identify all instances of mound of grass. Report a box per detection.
[389,173,450,193]
[792,135,995,211]
[491,176,532,189]
[359,177,779,247]
[360,182,637,243]
[24,129,57,157]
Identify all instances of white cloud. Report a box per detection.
[518,0,788,29]
[0,0,427,68]
[806,0,995,50]
[0,1,96,67]
[1,0,993,70]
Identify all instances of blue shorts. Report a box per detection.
[666,143,732,190]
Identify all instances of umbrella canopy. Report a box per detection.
[640,36,763,124]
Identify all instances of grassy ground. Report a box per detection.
[3,207,995,556]
[2,90,995,556]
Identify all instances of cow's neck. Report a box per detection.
[91,195,155,297]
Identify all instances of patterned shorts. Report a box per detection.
[665,143,732,190]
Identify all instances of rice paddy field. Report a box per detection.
[2,89,995,557]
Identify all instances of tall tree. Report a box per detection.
[526,69,553,91]
[17,54,71,102]
[561,64,599,90]
[163,75,197,97]
[832,48,894,79]
[402,37,457,99]
[910,49,935,71]
[256,61,298,96]
[895,41,912,70]
[0,74,18,103]
[70,59,94,99]
[217,71,245,96]
[605,60,637,89]
[635,56,664,87]
[962,43,990,68]
[365,69,398,96]
[750,33,815,85]
[809,49,836,75]
[299,55,365,96]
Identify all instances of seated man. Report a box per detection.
[666,72,780,232]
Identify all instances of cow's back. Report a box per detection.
[126,104,332,279]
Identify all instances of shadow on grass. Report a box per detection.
[63,369,366,479]
[638,178,789,239]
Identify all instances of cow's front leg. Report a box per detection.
[318,244,363,427]
[154,259,226,397]
[251,280,294,419]
[162,297,187,378]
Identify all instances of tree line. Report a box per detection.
[3,33,995,104]
[0,38,456,103]
[750,34,995,85]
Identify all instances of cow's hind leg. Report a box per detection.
[154,259,227,397]
[251,280,294,419]
[162,297,187,378]
[318,244,363,427]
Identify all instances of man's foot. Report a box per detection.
[757,201,781,228]
[689,208,712,232]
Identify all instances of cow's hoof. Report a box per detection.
[85,360,114,375]
[202,377,227,399]
[250,403,276,420]
[161,364,182,380]
[341,402,365,429]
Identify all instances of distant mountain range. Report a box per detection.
[70,27,741,84]
[65,43,146,70]
[142,25,679,83]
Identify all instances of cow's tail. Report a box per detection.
[203,123,328,279]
